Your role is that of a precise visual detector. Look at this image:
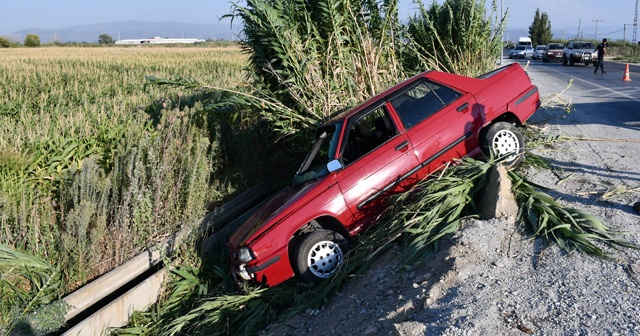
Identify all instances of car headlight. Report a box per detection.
[237,246,255,263]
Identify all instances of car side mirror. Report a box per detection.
[327,159,343,173]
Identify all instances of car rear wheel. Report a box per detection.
[292,229,350,284]
[481,122,525,168]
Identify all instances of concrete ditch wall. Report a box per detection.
[59,165,296,334]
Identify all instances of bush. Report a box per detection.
[24,34,40,47]
[0,36,11,48]
[98,34,114,44]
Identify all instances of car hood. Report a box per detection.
[228,179,321,248]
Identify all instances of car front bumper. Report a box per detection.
[571,53,592,62]
[228,247,292,287]
[546,52,562,59]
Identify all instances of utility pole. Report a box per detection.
[577,19,581,40]
[560,30,566,41]
[592,19,603,40]
[634,0,639,43]
[499,0,503,65]
[624,23,633,43]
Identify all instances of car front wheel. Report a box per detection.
[292,229,350,284]
[562,55,568,65]
[481,122,525,168]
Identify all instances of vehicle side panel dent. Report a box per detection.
[472,69,539,127]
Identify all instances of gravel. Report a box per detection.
[259,63,640,336]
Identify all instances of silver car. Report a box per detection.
[532,45,547,60]
[509,46,534,59]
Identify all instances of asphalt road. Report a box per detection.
[504,55,640,188]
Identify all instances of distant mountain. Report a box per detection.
[506,25,634,44]
[5,20,240,43]
[4,20,633,44]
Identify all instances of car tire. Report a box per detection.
[569,56,574,66]
[562,55,567,65]
[292,229,350,284]
[481,122,525,168]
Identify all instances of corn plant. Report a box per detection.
[0,244,67,335]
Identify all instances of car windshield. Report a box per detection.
[572,43,593,49]
[548,44,563,50]
[292,122,343,185]
[514,46,525,50]
[536,46,546,50]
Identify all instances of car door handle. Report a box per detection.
[456,102,469,112]
[395,140,409,151]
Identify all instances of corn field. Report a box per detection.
[0,45,255,331]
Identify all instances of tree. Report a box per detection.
[24,34,40,47]
[0,36,11,48]
[98,34,114,44]
[528,8,552,46]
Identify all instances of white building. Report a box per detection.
[115,36,205,45]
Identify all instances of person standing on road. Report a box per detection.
[594,38,607,74]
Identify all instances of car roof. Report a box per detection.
[325,67,490,124]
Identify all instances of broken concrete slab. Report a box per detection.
[477,164,518,220]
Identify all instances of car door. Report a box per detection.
[335,102,419,232]
[388,79,481,177]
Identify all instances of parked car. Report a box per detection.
[532,45,547,60]
[562,41,594,66]
[227,63,541,288]
[542,43,565,62]
[509,45,534,59]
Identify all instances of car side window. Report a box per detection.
[389,81,461,129]
[342,106,397,165]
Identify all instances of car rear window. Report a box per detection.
[390,81,461,128]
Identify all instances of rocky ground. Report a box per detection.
[259,63,640,336]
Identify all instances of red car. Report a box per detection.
[542,43,565,62]
[228,63,540,287]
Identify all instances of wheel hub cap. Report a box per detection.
[307,241,343,278]
[492,130,520,159]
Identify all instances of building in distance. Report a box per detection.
[115,36,205,45]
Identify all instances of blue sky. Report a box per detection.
[0,0,636,41]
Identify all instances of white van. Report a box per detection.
[518,37,532,46]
